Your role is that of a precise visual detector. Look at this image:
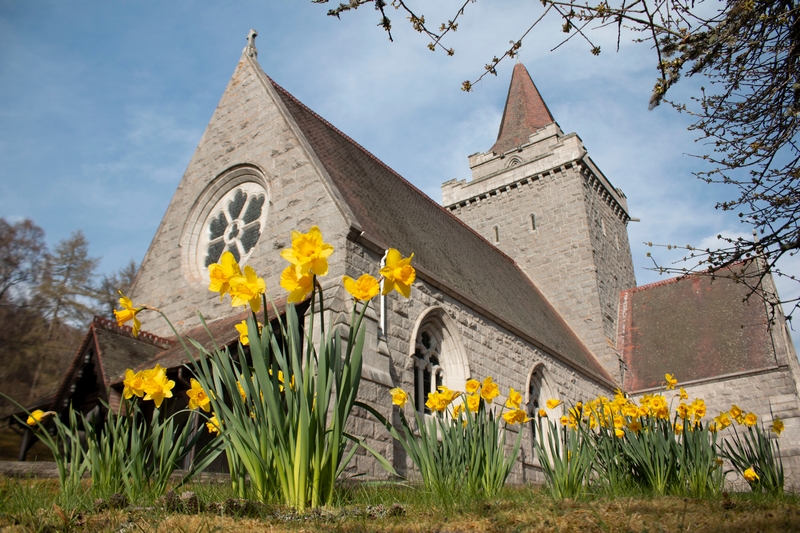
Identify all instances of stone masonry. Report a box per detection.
[442,119,636,382]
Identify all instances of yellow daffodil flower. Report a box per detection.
[122,369,146,399]
[538,408,547,418]
[207,251,241,299]
[614,427,625,438]
[280,226,334,277]
[730,404,744,424]
[465,379,481,394]
[744,412,757,427]
[679,387,689,401]
[237,380,247,401]
[142,366,175,408]
[505,387,522,409]
[546,399,561,410]
[664,373,677,390]
[480,377,499,403]
[628,420,642,433]
[771,417,784,435]
[228,265,266,312]
[206,414,221,435]
[26,409,54,426]
[390,387,408,407]
[234,320,262,346]
[343,274,380,301]
[466,393,481,413]
[743,467,759,482]
[380,248,416,298]
[437,385,459,404]
[280,264,314,304]
[452,403,465,418]
[114,292,144,337]
[186,378,211,412]
[502,408,530,425]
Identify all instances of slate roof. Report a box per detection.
[270,76,614,385]
[50,317,170,411]
[618,262,779,392]
[490,63,555,154]
[125,296,292,381]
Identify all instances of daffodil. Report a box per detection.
[142,366,175,408]
[679,387,689,401]
[229,265,266,312]
[502,408,530,425]
[743,467,759,482]
[186,378,211,412]
[664,373,677,390]
[771,417,784,435]
[538,408,547,418]
[546,399,561,410]
[437,385,459,404]
[26,409,54,426]
[235,320,262,346]
[206,414,221,435]
[280,265,314,304]
[343,274,380,301]
[380,248,416,298]
[744,412,757,427]
[123,369,146,399]
[628,420,642,433]
[505,387,522,409]
[114,292,144,337]
[465,379,481,394]
[207,251,241,299]
[280,226,334,277]
[730,404,744,424]
[237,380,247,401]
[452,403,465,418]
[466,393,481,413]
[390,387,408,407]
[480,377,499,403]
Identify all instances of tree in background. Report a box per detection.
[315,0,800,315]
[0,220,138,414]
[35,231,99,335]
[0,219,45,302]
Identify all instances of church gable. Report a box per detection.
[130,42,354,338]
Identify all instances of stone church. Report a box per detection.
[19,31,800,486]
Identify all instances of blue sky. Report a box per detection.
[2,1,797,311]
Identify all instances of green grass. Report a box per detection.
[1,476,799,532]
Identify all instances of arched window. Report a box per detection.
[413,326,444,413]
[526,364,556,463]
[409,308,470,414]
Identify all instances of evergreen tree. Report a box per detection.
[36,231,99,333]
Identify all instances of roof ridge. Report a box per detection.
[92,316,173,348]
[268,79,523,267]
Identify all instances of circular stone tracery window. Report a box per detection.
[196,182,267,272]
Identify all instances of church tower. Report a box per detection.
[442,63,636,382]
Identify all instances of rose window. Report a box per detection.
[197,182,267,271]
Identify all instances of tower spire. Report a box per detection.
[490,63,555,154]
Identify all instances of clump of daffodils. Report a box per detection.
[122,364,175,408]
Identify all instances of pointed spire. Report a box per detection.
[490,63,555,154]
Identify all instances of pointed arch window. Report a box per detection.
[414,326,444,414]
[410,308,469,415]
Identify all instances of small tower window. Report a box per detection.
[530,214,536,231]
[493,226,500,243]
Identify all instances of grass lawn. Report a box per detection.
[1,478,799,532]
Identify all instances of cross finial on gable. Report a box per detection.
[245,29,258,58]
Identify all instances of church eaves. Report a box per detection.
[490,63,555,155]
